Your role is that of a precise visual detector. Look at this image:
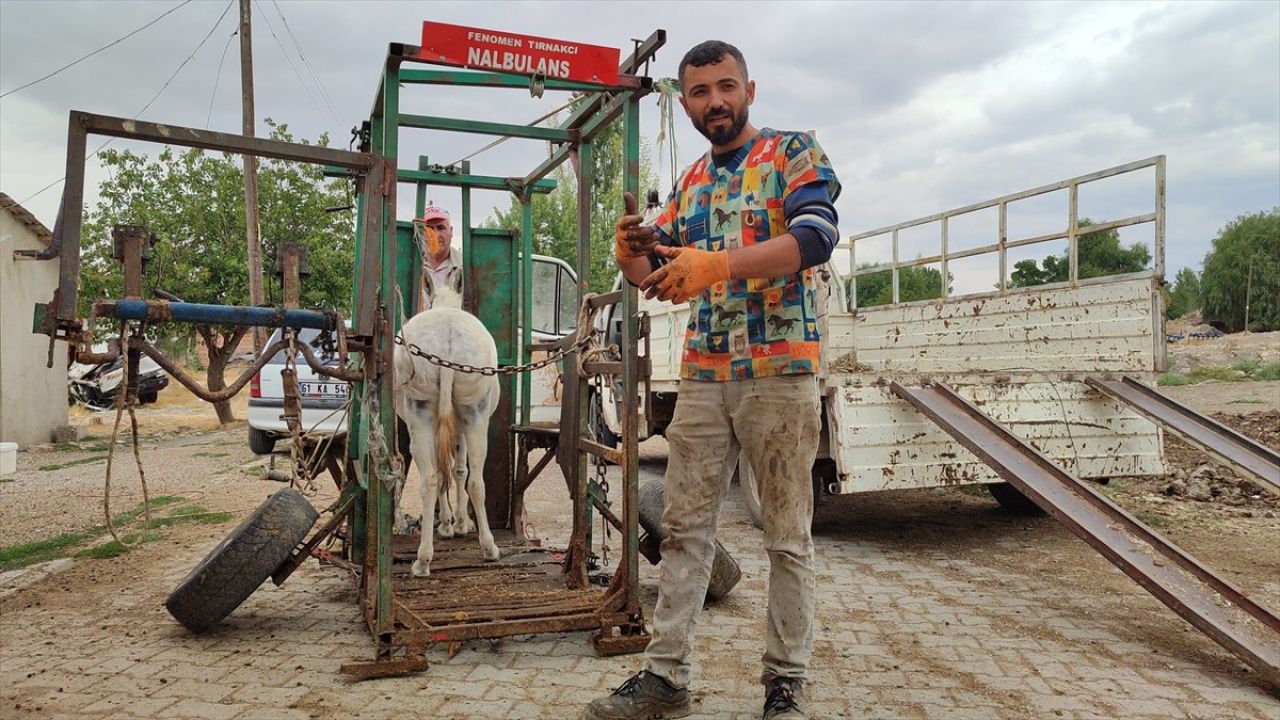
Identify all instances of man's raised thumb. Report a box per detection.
[623,192,638,216]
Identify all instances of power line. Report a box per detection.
[0,1,194,99]
[206,28,239,127]
[19,1,237,206]
[269,0,342,123]
[252,0,339,129]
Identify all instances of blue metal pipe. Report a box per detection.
[105,299,334,330]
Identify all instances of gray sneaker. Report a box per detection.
[584,670,692,720]
[763,677,806,719]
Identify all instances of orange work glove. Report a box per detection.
[615,191,658,262]
[640,245,731,304]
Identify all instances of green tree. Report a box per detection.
[854,263,949,307]
[486,101,656,294]
[1164,266,1201,320]
[81,121,354,422]
[1200,208,1280,332]
[1009,219,1151,288]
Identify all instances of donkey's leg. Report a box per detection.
[453,438,475,535]
[404,401,439,577]
[437,470,457,539]
[462,419,500,561]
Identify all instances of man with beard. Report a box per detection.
[585,40,840,720]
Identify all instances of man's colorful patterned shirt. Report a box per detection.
[653,128,840,381]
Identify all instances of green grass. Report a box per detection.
[1232,359,1261,375]
[107,495,184,528]
[144,506,233,528]
[1135,511,1171,528]
[0,495,232,571]
[192,451,229,458]
[1228,398,1266,404]
[1187,364,1244,383]
[1252,361,1280,381]
[0,530,97,570]
[52,442,110,453]
[38,455,108,471]
[1158,373,1191,387]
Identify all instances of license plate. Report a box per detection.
[298,382,348,399]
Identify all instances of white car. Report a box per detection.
[247,327,351,454]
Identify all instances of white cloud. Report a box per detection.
[0,0,1274,285]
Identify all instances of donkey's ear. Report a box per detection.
[447,267,463,295]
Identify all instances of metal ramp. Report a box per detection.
[890,381,1280,686]
[1087,376,1280,495]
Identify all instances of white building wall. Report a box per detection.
[0,206,67,447]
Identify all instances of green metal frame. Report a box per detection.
[347,32,664,661]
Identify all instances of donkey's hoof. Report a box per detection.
[437,521,456,539]
[411,559,432,577]
[459,519,477,536]
[482,544,501,561]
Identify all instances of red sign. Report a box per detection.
[417,21,620,86]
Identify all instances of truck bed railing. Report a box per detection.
[834,156,1165,310]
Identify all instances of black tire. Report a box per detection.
[637,476,741,602]
[589,386,620,451]
[248,427,276,455]
[986,482,1046,515]
[165,488,318,633]
[139,391,158,404]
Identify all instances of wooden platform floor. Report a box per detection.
[389,531,604,630]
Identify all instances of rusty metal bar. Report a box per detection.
[398,67,649,92]
[890,381,1280,684]
[272,485,356,586]
[520,30,664,187]
[355,156,390,335]
[515,446,557,496]
[339,655,429,681]
[580,437,623,466]
[587,289,625,308]
[1087,376,1280,494]
[78,111,373,169]
[392,612,602,645]
[400,112,574,143]
[138,337,286,402]
[582,359,650,377]
[135,336,360,404]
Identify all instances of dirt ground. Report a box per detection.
[1,356,1278,718]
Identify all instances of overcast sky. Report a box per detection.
[2,0,1277,292]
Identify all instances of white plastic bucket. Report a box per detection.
[0,442,16,476]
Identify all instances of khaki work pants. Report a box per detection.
[643,374,821,688]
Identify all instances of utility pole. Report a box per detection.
[240,0,265,354]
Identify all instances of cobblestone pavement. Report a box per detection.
[2,431,1278,720]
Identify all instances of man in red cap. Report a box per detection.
[415,205,462,310]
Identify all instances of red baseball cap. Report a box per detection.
[419,205,450,222]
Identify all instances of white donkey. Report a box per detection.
[393,268,500,577]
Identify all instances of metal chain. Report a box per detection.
[394,293,605,377]
[393,329,597,377]
[595,453,611,568]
